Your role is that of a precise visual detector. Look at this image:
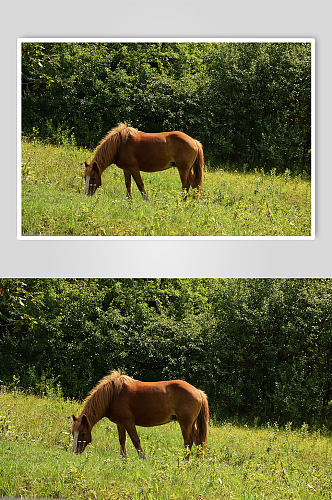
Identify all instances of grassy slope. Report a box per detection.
[0,389,330,499]
[21,141,311,236]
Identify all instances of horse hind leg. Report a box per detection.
[188,167,201,199]
[192,422,205,457]
[179,420,194,460]
[177,168,191,201]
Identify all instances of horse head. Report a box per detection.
[84,161,101,196]
[71,414,92,453]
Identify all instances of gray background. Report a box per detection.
[1,0,330,277]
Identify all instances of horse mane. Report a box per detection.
[82,370,135,422]
[92,123,139,169]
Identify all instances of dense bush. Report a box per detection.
[0,279,330,427]
[21,42,311,174]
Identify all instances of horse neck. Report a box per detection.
[92,136,118,173]
[80,390,108,428]
[91,151,108,173]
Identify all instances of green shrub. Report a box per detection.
[0,279,330,427]
[21,42,311,174]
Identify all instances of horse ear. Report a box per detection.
[72,414,77,422]
[92,161,100,172]
[84,161,88,168]
[81,414,90,426]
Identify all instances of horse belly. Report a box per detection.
[129,389,175,426]
[137,150,172,172]
[133,137,173,172]
[134,413,175,427]
[133,402,175,427]
[117,154,172,173]
[139,161,174,173]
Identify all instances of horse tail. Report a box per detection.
[193,391,209,447]
[189,141,204,189]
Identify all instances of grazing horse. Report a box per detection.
[84,123,204,200]
[71,370,209,459]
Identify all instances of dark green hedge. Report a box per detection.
[21,42,311,174]
[0,279,329,427]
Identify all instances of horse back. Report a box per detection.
[134,131,199,152]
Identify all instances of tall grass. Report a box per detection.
[21,140,311,236]
[1,388,330,499]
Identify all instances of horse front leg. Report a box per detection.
[117,424,127,458]
[130,168,149,201]
[123,169,132,200]
[124,423,146,459]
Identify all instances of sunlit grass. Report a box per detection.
[0,388,330,499]
[21,140,311,236]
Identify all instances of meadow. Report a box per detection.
[21,140,312,237]
[0,388,330,499]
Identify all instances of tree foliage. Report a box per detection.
[0,278,330,427]
[21,42,311,174]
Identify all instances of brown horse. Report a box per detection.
[84,123,204,201]
[71,370,209,459]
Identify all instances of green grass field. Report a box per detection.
[0,388,330,499]
[21,140,312,237]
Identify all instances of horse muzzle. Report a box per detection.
[85,184,97,196]
[84,176,97,196]
[72,432,79,453]
[84,176,90,196]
